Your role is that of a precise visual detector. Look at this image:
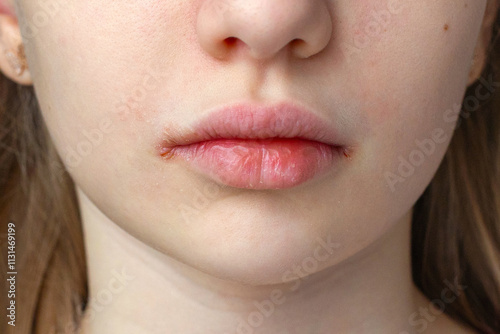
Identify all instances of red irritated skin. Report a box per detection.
[0,1,14,16]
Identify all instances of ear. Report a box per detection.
[468,0,499,85]
[0,1,32,86]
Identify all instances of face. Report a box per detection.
[6,1,490,284]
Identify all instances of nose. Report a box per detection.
[196,0,333,60]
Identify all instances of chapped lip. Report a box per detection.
[157,101,350,155]
[155,101,353,189]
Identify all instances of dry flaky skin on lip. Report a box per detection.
[155,100,355,189]
[161,138,344,189]
[160,140,354,160]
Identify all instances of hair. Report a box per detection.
[1,6,500,334]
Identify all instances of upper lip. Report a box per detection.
[158,101,343,148]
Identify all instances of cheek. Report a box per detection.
[355,2,483,131]
[26,3,183,151]
[343,2,483,99]
[342,2,486,205]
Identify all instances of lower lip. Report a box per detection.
[161,138,343,189]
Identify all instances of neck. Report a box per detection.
[76,188,445,334]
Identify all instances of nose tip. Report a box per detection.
[196,1,333,60]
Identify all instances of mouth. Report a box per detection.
[157,102,351,190]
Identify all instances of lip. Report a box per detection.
[157,102,350,189]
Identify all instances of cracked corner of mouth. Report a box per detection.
[159,146,176,159]
[341,145,356,160]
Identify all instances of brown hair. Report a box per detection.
[1,8,500,334]
[0,80,87,331]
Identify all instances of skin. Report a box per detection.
[0,0,496,333]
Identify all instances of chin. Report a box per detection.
[159,202,344,286]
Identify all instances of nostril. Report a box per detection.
[290,38,305,48]
[224,37,238,46]
[222,37,249,56]
[224,37,238,47]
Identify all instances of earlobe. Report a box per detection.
[468,0,498,86]
[0,13,32,85]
